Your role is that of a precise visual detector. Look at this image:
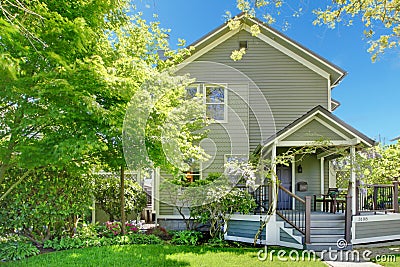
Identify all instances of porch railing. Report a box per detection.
[236,184,270,214]
[344,182,352,243]
[356,181,399,214]
[276,184,311,244]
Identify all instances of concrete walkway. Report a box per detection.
[319,243,400,267]
[324,261,382,267]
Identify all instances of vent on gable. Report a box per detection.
[239,41,248,50]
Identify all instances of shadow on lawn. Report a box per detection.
[7,244,261,266]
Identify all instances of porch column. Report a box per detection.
[154,167,160,224]
[271,142,277,213]
[320,157,325,194]
[320,157,325,212]
[350,146,357,215]
[291,156,296,210]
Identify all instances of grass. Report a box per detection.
[373,254,400,266]
[2,244,325,267]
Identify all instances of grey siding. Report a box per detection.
[158,171,175,216]
[355,220,400,239]
[227,220,266,240]
[195,30,329,149]
[283,119,346,142]
[201,83,250,176]
[295,154,320,201]
[176,63,250,185]
[316,114,354,139]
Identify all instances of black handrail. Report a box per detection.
[276,184,311,243]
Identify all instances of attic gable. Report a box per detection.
[181,14,346,87]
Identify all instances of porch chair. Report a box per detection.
[313,188,346,213]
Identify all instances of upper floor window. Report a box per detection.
[186,84,227,122]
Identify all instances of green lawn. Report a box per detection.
[3,245,325,266]
[374,254,400,267]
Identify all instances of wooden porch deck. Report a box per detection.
[231,181,400,250]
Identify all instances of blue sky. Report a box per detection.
[135,0,399,144]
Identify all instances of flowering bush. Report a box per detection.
[103,221,142,237]
[125,221,142,233]
[105,221,122,236]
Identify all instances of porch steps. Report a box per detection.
[278,213,352,251]
[307,213,351,251]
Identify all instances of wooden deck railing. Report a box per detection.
[276,184,311,244]
[356,181,400,214]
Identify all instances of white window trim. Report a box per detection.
[186,83,228,123]
[182,161,203,182]
[204,83,228,123]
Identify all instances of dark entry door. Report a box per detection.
[277,166,292,210]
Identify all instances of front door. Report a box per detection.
[277,165,292,210]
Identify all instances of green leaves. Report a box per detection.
[0,169,93,245]
[93,175,147,221]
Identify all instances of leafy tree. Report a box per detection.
[0,0,207,216]
[334,141,400,185]
[0,0,125,202]
[93,175,147,221]
[0,168,93,245]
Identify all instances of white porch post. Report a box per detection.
[328,161,336,188]
[320,157,325,211]
[320,157,325,194]
[291,156,296,210]
[154,167,160,224]
[271,142,277,213]
[350,146,357,215]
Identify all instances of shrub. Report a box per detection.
[0,241,39,261]
[43,233,163,251]
[97,221,142,237]
[191,186,256,239]
[146,226,171,240]
[93,176,147,221]
[0,169,93,245]
[170,230,202,246]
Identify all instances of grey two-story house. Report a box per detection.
[154,14,400,250]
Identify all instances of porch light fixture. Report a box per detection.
[297,164,303,173]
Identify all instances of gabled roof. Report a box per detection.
[331,99,341,111]
[258,105,376,150]
[182,13,347,87]
[391,136,400,142]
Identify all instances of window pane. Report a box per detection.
[206,87,224,103]
[207,104,225,120]
[186,87,198,99]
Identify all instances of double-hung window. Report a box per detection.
[185,84,227,122]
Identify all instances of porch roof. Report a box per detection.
[256,105,376,152]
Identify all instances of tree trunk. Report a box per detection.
[120,165,126,235]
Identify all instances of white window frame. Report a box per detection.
[185,83,228,123]
[182,161,203,182]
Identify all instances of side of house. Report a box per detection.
[155,15,346,226]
